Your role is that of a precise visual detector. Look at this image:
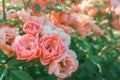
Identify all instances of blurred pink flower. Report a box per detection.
[23,21,41,37]
[114,5,120,15]
[7,12,18,19]
[39,34,65,65]
[68,13,90,29]
[48,50,79,78]
[112,18,120,30]
[12,34,39,61]
[0,4,3,12]
[89,21,107,35]
[110,0,120,7]
[101,20,109,25]
[87,7,98,17]
[0,24,18,57]
[76,24,91,38]
[17,9,32,23]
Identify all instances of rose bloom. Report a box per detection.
[7,12,18,19]
[100,7,106,14]
[87,7,98,17]
[53,28,71,48]
[68,13,90,29]
[101,20,109,25]
[0,4,3,12]
[0,23,18,57]
[112,18,120,30]
[114,5,120,15]
[17,9,32,23]
[23,21,41,37]
[10,0,24,7]
[76,24,91,38]
[39,34,65,65]
[12,34,39,61]
[48,50,79,78]
[89,21,107,35]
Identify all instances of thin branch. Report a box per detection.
[2,0,6,20]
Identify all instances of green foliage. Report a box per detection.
[11,70,33,80]
[34,4,41,12]
[54,3,62,12]
[43,9,51,14]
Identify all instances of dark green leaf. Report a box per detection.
[54,3,62,12]
[34,4,41,12]
[11,70,33,80]
[43,9,50,14]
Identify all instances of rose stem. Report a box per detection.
[23,0,27,9]
[2,0,6,20]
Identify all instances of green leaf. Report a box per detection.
[46,2,52,9]
[0,19,6,23]
[96,4,101,10]
[54,3,62,12]
[63,3,71,8]
[43,9,50,14]
[0,68,7,80]
[82,39,91,51]
[11,70,33,80]
[34,4,41,12]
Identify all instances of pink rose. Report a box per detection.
[39,34,65,65]
[76,24,91,38]
[0,4,3,12]
[48,50,79,78]
[0,23,17,57]
[114,5,120,15]
[12,34,39,61]
[23,21,41,37]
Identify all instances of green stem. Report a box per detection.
[2,0,6,20]
[23,0,27,9]
[0,68,7,80]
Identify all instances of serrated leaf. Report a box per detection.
[11,70,33,80]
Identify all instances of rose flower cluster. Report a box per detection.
[11,20,79,79]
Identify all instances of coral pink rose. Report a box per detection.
[23,21,41,37]
[76,24,91,38]
[48,50,79,78]
[89,21,107,35]
[112,18,120,30]
[68,13,90,29]
[87,7,98,17]
[0,23,18,57]
[39,34,65,65]
[7,12,18,19]
[12,34,39,61]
